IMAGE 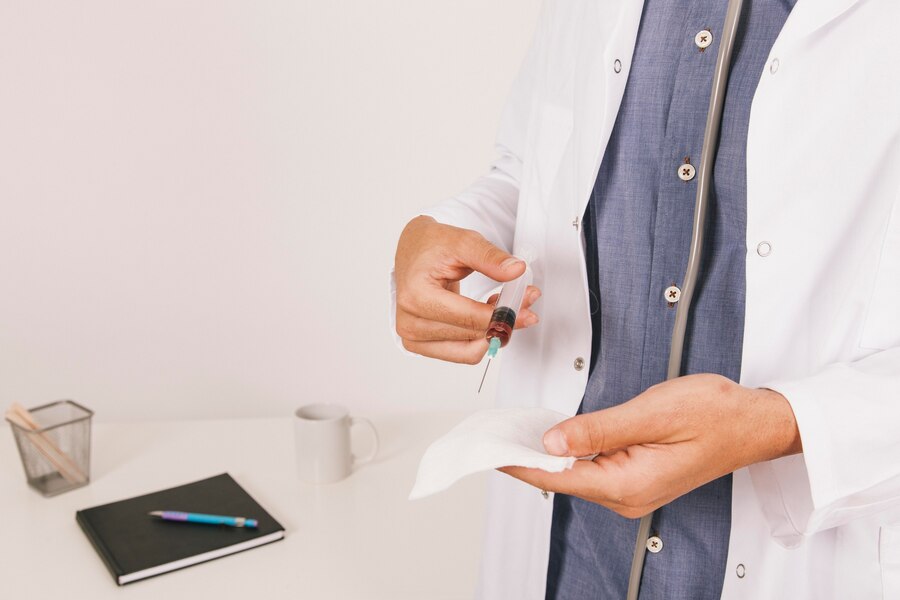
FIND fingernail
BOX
[523,313,539,327]
[543,429,568,456]
[501,257,524,270]
[530,289,542,302]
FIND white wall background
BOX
[0,1,542,421]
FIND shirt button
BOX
[694,29,713,49]
[574,357,585,371]
[770,58,780,74]
[736,563,746,578]
[614,59,622,73]
[664,285,681,303]
[678,162,696,182]
[756,241,773,257]
[646,536,663,553]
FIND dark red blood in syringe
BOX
[485,307,517,347]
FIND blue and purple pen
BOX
[149,511,258,528]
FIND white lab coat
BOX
[403,0,900,598]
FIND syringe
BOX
[478,260,533,393]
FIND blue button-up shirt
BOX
[547,1,796,598]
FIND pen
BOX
[149,511,258,528]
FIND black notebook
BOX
[76,473,285,585]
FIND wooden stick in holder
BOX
[5,403,88,485]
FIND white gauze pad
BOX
[409,408,576,500]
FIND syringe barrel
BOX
[496,262,532,313]
[485,262,533,347]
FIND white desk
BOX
[0,412,486,599]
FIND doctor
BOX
[393,1,900,599]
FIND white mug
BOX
[293,403,379,484]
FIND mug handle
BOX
[350,417,379,466]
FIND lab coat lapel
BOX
[778,0,865,45]
[572,1,645,221]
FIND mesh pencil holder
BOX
[6,400,94,497]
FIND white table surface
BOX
[0,411,486,599]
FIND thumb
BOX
[543,405,649,457]
[457,234,525,282]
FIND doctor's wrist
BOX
[744,387,803,464]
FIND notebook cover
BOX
[76,473,285,585]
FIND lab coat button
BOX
[770,58,780,74]
[614,59,622,73]
[756,241,772,257]
[695,30,713,49]
[736,563,746,578]
[678,163,696,182]
[574,357,585,371]
[646,536,663,553]
[665,286,681,303]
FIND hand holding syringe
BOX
[479,258,534,393]
[394,217,540,365]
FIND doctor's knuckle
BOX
[456,228,477,242]
[460,230,486,252]
[395,320,419,341]
[396,290,418,313]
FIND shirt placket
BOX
[639,3,728,393]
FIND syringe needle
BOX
[477,358,492,394]
[479,337,502,394]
